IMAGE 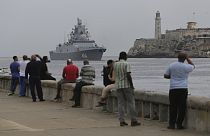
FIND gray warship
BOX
[49,18,106,60]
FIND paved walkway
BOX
[0,91,208,136]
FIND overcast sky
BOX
[1,0,210,57]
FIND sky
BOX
[1,0,210,57]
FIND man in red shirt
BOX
[54,59,79,101]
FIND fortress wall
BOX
[0,75,210,132]
[135,38,171,47]
[165,30,182,41]
[166,29,210,41]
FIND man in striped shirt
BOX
[71,60,95,108]
[114,51,140,127]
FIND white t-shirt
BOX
[19,60,29,77]
[165,62,194,89]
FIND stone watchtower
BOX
[155,11,161,39]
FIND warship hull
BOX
[49,48,105,61]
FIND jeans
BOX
[19,76,26,96]
[73,81,93,106]
[10,76,19,93]
[116,88,137,122]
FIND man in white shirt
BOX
[19,55,29,96]
[164,52,195,129]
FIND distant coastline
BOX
[127,54,210,58]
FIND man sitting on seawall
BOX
[54,59,79,101]
[36,55,56,81]
[70,60,95,108]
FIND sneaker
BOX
[7,92,14,96]
[33,99,36,102]
[40,99,45,102]
[120,122,128,126]
[131,121,141,127]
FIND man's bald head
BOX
[67,59,73,65]
[31,55,37,61]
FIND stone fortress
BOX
[128,11,210,58]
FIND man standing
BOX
[25,55,45,102]
[54,59,79,101]
[8,56,20,96]
[113,51,140,127]
[164,52,195,129]
[19,55,29,97]
[71,60,95,108]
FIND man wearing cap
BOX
[54,59,79,101]
[164,52,195,129]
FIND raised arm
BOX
[186,57,195,68]
[35,54,43,61]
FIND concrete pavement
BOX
[0,91,208,136]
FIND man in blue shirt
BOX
[8,56,20,96]
[164,52,195,129]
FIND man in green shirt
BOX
[113,51,140,127]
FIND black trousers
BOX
[169,89,188,126]
[41,74,56,81]
[73,81,93,106]
[29,77,43,101]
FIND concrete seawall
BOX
[0,75,209,132]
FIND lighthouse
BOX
[155,11,161,39]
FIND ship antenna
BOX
[192,12,196,21]
[64,31,66,43]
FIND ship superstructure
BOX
[49,18,106,60]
